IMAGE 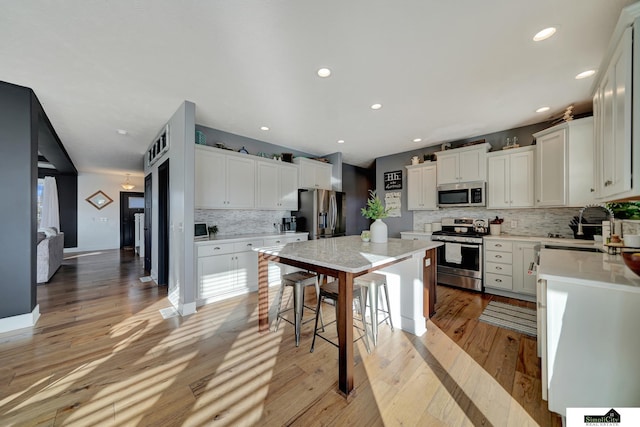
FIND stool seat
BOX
[310,280,371,354]
[274,271,321,347]
[354,272,393,346]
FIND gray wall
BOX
[374,121,562,237]
[0,82,38,318]
[342,163,374,236]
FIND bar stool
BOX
[354,272,393,346]
[274,271,321,347]
[310,279,371,354]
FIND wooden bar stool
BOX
[310,279,371,354]
[273,271,320,347]
[354,272,393,346]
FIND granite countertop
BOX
[195,231,308,245]
[256,235,442,273]
[538,248,640,292]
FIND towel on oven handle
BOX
[445,243,463,264]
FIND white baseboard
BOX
[0,304,40,334]
[179,301,197,316]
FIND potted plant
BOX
[207,225,219,239]
[361,190,390,243]
[489,216,503,236]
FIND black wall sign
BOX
[384,170,402,190]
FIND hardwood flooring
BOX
[0,250,561,426]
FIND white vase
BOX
[370,219,388,243]
[489,224,501,236]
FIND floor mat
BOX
[478,301,537,337]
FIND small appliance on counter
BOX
[282,216,297,232]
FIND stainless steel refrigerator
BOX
[294,189,346,239]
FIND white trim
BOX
[179,301,197,317]
[0,304,40,333]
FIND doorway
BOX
[120,191,145,250]
[157,159,170,286]
[144,175,152,273]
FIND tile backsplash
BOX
[414,208,640,238]
[195,209,291,236]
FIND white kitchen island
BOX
[537,248,640,418]
[256,236,442,397]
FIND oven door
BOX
[436,243,483,291]
[437,188,470,207]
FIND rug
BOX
[478,301,537,337]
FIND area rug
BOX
[478,301,537,337]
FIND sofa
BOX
[37,230,64,284]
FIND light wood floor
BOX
[0,250,561,426]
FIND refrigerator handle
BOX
[329,193,337,231]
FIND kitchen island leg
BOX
[336,270,354,396]
[258,252,270,332]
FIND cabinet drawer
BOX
[263,237,288,246]
[485,240,513,252]
[198,242,235,257]
[233,239,264,253]
[485,273,513,290]
[485,250,513,264]
[485,262,513,275]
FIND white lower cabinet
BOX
[484,238,538,301]
[196,234,308,305]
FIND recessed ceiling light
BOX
[413,138,422,143]
[533,27,556,41]
[536,106,551,113]
[116,129,128,135]
[370,103,382,110]
[260,126,270,131]
[317,68,331,78]
[575,69,596,79]
[337,139,345,144]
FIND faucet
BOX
[576,204,614,236]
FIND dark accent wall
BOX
[37,170,78,248]
[342,163,374,236]
[0,82,38,317]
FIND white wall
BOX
[72,172,144,252]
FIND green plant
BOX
[606,202,640,220]
[361,190,390,220]
[207,225,219,235]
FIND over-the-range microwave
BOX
[437,181,485,207]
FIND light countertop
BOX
[256,235,442,273]
[195,231,308,245]
[538,248,640,292]
[484,234,603,250]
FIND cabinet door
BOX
[226,156,256,208]
[487,155,510,208]
[436,153,459,184]
[568,118,596,206]
[315,163,332,190]
[512,242,538,296]
[459,149,485,182]
[599,27,632,199]
[198,255,235,299]
[195,149,226,208]
[279,165,299,210]
[235,251,259,292]
[536,129,566,206]
[509,150,535,208]
[406,167,423,210]
[255,161,280,209]
[298,161,316,189]
[420,166,437,209]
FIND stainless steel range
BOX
[430,217,489,292]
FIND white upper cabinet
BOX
[594,25,634,200]
[293,157,332,190]
[487,146,534,209]
[533,117,595,207]
[195,145,255,209]
[406,163,437,210]
[255,159,299,210]
[435,143,490,185]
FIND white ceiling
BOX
[1,0,635,174]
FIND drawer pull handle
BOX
[214,247,221,250]
[496,266,502,270]
[495,244,502,247]
[276,240,281,243]
[495,255,502,259]
[496,279,502,282]
[247,243,253,246]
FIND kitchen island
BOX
[537,248,640,418]
[256,236,442,396]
